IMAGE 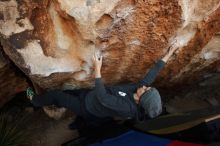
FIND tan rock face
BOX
[0,0,220,92]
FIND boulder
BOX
[0,0,220,93]
[0,45,28,107]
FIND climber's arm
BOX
[138,45,178,86]
[93,52,103,79]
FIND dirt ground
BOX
[27,110,78,146]
[0,96,79,146]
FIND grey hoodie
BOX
[85,60,165,119]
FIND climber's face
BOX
[136,86,148,97]
[134,86,151,104]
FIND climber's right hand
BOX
[93,52,103,78]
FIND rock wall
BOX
[0,45,28,107]
[0,0,220,94]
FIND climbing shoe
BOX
[26,87,35,100]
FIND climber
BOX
[27,45,178,128]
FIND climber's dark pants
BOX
[31,89,112,128]
[31,89,88,115]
